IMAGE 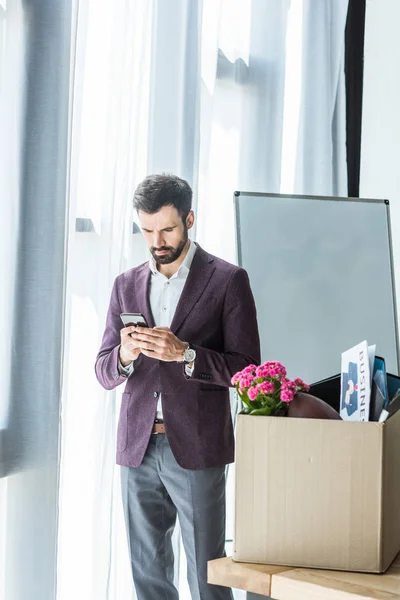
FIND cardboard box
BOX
[233,409,400,572]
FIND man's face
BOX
[138,205,194,265]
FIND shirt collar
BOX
[149,240,197,276]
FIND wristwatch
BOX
[182,342,196,364]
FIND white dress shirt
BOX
[119,240,197,419]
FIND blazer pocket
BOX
[199,385,228,392]
[117,392,130,453]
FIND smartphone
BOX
[120,313,149,328]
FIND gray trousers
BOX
[121,433,234,600]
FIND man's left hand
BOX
[136,326,187,362]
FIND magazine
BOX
[340,341,375,422]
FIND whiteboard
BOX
[234,192,400,382]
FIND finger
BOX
[140,348,163,360]
[138,340,161,352]
[121,331,139,344]
[121,326,138,335]
[121,332,141,346]
[137,327,168,339]
[136,333,166,348]
[153,326,170,332]
[124,332,141,342]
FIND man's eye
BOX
[164,228,174,232]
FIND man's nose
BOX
[153,231,163,248]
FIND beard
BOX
[150,225,188,265]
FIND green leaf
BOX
[249,407,272,416]
[238,391,252,409]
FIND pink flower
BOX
[280,388,295,403]
[247,386,259,401]
[257,381,275,395]
[231,372,241,385]
[294,377,310,391]
[243,364,257,374]
[255,361,287,379]
[255,365,270,378]
[238,375,254,392]
[272,362,287,378]
[284,380,297,391]
[232,364,260,387]
[235,359,308,413]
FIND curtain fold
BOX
[197,0,292,262]
[197,0,349,262]
[58,3,154,599]
[294,0,349,196]
[0,1,73,599]
[147,0,203,201]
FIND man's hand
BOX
[135,326,187,362]
[119,326,142,366]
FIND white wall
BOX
[360,0,400,339]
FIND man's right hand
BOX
[119,326,142,366]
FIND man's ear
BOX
[186,210,195,230]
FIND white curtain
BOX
[58,1,349,600]
[58,3,154,599]
[58,1,202,599]
[196,0,349,262]
[0,1,73,599]
[293,0,348,196]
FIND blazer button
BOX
[153,392,158,398]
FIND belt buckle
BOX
[153,419,164,435]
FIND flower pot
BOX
[287,392,341,420]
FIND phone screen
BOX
[120,313,149,328]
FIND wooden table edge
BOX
[208,555,400,599]
[207,556,292,596]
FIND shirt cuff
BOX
[118,358,134,377]
[185,361,194,377]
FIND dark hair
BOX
[133,174,192,221]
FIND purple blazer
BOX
[95,245,261,469]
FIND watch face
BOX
[184,348,196,363]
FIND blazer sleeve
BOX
[186,267,261,387]
[94,276,131,390]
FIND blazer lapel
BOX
[170,245,215,335]
[134,263,156,328]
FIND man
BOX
[95,174,260,600]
